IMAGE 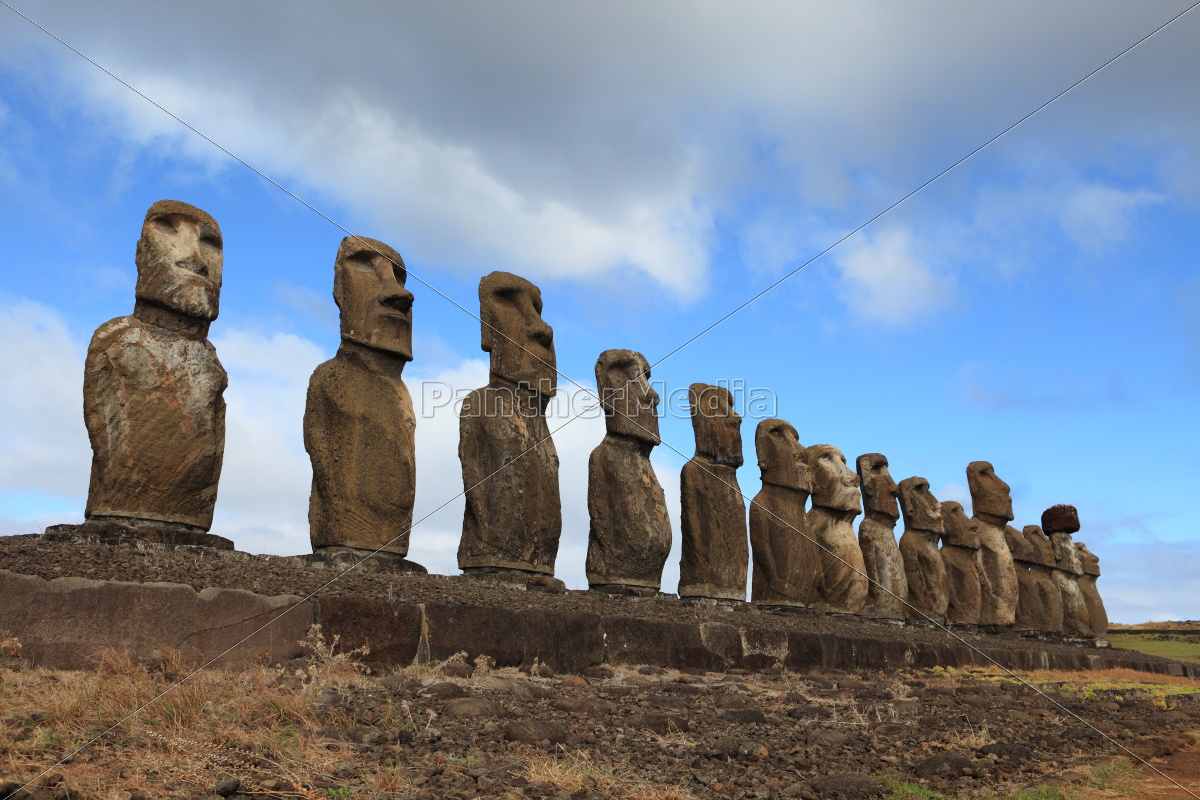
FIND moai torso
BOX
[940,501,984,626]
[586,350,671,593]
[806,445,867,614]
[1003,524,1044,633]
[459,272,561,576]
[679,383,747,601]
[83,200,227,538]
[749,419,818,607]
[898,477,949,624]
[1024,525,1064,634]
[968,461,1019,628]
[305,237,417,558]
[856,453,907,620]
[1075,541,1108,638]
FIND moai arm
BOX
[82,321,124,494]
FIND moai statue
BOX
[1003,524,1044,634]
[806,445,867,614]
[679,383,748,602]
[940,501,985,628]
[586,349,671,595]
[749,420,818,608]
[1074,541,1108,638]
[303,237,424,571]
[1042,504,1091,638]
[967,461,1019,631]
[458,272,561,582]
[898,477,949,624]
[73,200,230,549]
[1023,525,1064,635]
[856,454,908,621]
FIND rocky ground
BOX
[2,534,1200,799]
[2,654,1200,800]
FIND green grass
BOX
[1107,632,1200,664]
[877,775,948,799]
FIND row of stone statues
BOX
[69,201,1106,639]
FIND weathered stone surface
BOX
[1024,525,1064,635]
[1075,541,1108,637]
[423,603,604,673]
[315,594,424,664]
[939,501,984,627]
[749,420,817,607]
[1003,524,1043,633]
[305,237,418,557]
[83,200,227,541]
[679,383,747,601]
[458,272,561,576]
[898,477,948,624]
[0,570,308,669]
[1049,532,1091,637]
[856,453,907,621]
[967,461,1019,628]
[586,350,670,593]
[806,445,867,614]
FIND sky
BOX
[1,1,1198,623]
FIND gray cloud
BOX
[3,1,1198,306]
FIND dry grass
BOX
[0,625,418,798]
[520,749,696,800]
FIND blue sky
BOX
[1,2,1198,622]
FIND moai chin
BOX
[678,383,748,602]
[74,200,231,549]
[940,501,985,627]
[1003,524,1044,635]
[967,461,1019,630]
[1074,541,1108,638]
[1023,524,1064,635]
[806,444,867,614]
[856,454,908,621]
[303,236,424,571]
[749,420,818,607]
[1042,504,1092,638]
[458,272,562,582]
[586,349,671,595]
[898,477,949,625]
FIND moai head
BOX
[806,444,860,513]
[1075,542,1101,577]
[967,461,1014,523]
[333,236,414,361]
[595,349,659,445]
[899,477,943,534]
[856,453,900,523]
[479,271,556,396]
[1041,504,1080,534]
[1022,524,1056,568]
[1043,505,1083,574]
[755,419,808,492]
[1004,525,1036,563]
[940,501,980,548]
[688,383,742,467]
[134,200,223,321]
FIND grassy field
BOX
[1106,622,1200,665]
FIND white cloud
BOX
[834,227,952,325]
[1059,185,1163,253]
[0,297,89,498]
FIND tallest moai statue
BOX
[967,461,1019,631]
[78,200,230,548]
[458,272,562,581]
[304,236,424,571]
